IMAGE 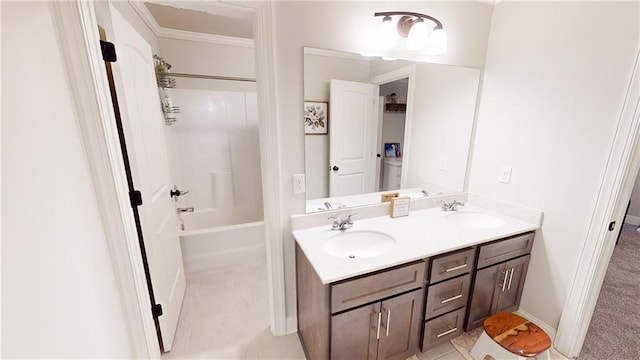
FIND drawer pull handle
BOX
[507,268,514,290]
[376,312,382,340]
[436,327,458,338]
[441,294,463,304]
[386,309,391,337]
[444,263,467,272]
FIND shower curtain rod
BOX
[157,72,256,83]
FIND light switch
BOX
[498,166,512,184]
[293,174,306,194]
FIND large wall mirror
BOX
[303,47,481,213]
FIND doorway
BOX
[378,78,408,191]
[86,3,286,354]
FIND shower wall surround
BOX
[164,88,263,224]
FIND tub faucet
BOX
[177,207,195,214]
[441,200,464,211]
[329,213,356,231]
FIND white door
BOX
[108,7,186,352]
[329,80,378,197]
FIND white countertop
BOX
[292,204,540,284]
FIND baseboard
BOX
[285,315,298,335]
[624,214,640,226]
[515,308,557,343]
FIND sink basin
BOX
[322,231,396,259]
[446,211,506,229]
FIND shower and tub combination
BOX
[157,60,265,274]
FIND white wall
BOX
[272,0,494,326]
[1,2,133,357]
[468,2,639,330]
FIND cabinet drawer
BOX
[429,248,475,283]
[331,261,425,314]
[422,307,465,351]
[425,274,471,320]
[477,232,534,269]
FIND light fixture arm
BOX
[374,11,443,30]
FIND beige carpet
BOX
[579,223,640,360]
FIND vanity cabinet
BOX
[466,232,534,330]
[422,248,475,351]
[296,244,425,360]
[296,228,537,359]
[331,289,423,360]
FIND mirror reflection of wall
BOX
[303,47,481,213]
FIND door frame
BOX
[369,65,416,190]
[555,50,640,357]
[51,1,285,357]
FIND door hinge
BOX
[100,40,117,62]
[129,190,143,207]
[152,303,163,318]
[608,221,616,231]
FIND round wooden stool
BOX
[470,312,552,360]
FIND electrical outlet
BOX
[439,158,448,171]
[293,174,306,194]
[498,166,512,184]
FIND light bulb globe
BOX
[406,20,428,51]
[378,17,397,50]
[426,28,447,55]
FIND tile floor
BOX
[163,260,305,359]
[163,260,567,360]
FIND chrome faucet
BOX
[422,190,443,197]
[177,207,195,213]
[329,213,356,231]
[441,200,464,211]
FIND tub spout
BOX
[177,207,195,213]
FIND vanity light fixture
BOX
[374,11,448,55]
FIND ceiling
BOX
[144,2,253,38]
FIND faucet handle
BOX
[346,213,357,223]
[328,216,341,230]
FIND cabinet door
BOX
[466,263,504,330]
[331,302,380,360]
[495,255,530,313]
[377,290,423,360]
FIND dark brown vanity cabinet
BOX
[296,244,425,360]
[421,248,475,351]
[466,232,534,330]
[331,289,423,360]
[296,230,536,359]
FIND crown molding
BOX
[157,27,253,48]
[129,1,161,34]
[304,47,372,61]
[128,1,253,48]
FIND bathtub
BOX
[179,209,265,274]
